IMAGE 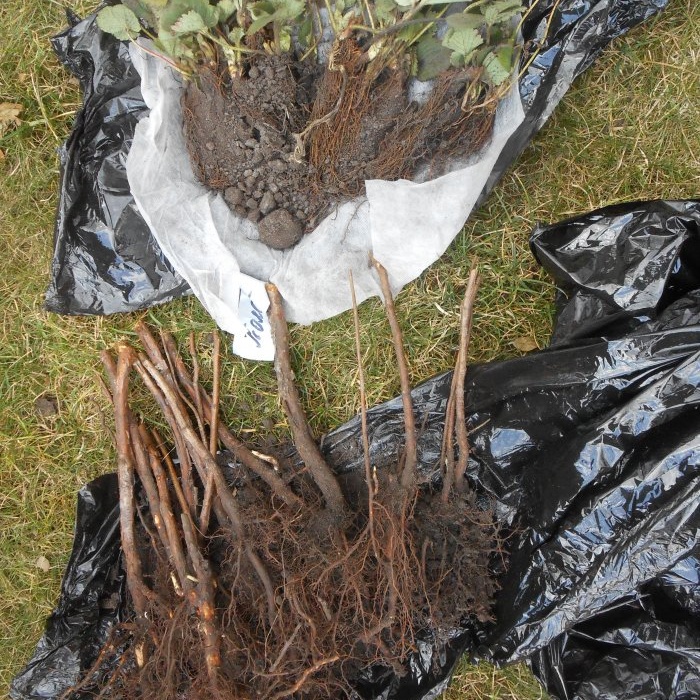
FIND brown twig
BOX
[454,269,480,493]
[136,324,198,517]
[136,354,278,624]
[372,258,417,490]
[440,268,480,501]
[189,332,208,445]
[349,272,376,544]
[140,425,190,593]
[128,422,169,557]
[201,332,221,534]
[266,283,349,523]
[113,345,149,618]
[138,323,207,446]
[181,514,222,681]
[161,330,302,509]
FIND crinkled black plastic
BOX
[11,475,123,700]
[46,8,189,315]
[47,0,667,315]
[15,200,700,699]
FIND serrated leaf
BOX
[482,46,513,85]
[123,0,157,25]
[420,0,474,5]
[446,12,483,31]
[97,5,141,41]
[142,0,169,7]
[443,26,483,59]
[247,9,274,34]
[218,0,237,17]
[482,0,522,27]
[248,0,304,35]
[397,21,423,44]
[297,15,313,47]
[155,28,181,55]
[249,0,275,16]
[171,9,206,34]
[415,35,451,81]
[279,27,292,51]
[228,26,245,43]
[373,0,396,23]
[273,0,304,22]
[394,0,414,8]
[159,0,219,32]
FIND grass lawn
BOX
[1,0,698,697]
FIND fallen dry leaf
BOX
[0,102,23,137]
[35,556,51,573]
[511,336,539,353]
[0,149,5,160]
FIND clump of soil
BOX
[77,268,500,699]
[182,43,496,248]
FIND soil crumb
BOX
[182,50,496,248]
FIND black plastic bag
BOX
[46,8,189,315]
[46,0,668,316]
[15,199,700,699]
[10,475,123,700]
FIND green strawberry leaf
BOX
[374,0,396,23]
[171,10,207,34]
[227,26,245,44]
[442,26,483,60]
[445,12,483,31]
[218,0,237,17]
[482,45,513,85]
[482,0,522,27]
[97,5,141,41]
[415,34,452,81]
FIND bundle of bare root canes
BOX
[74,262,501,700]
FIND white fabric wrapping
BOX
[126,43,525,356]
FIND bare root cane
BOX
[266,283,349,524]
[372,258,418,490]
[442,268,480,502]
[87,271,497,700]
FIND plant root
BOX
[77,279,500,699]
[182,40,498,238]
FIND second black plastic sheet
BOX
[47,0,668,316]
[13,199,700,700]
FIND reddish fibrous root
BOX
[87,273,496,700]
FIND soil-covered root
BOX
[182,42,498,243]
[73,275,500,699]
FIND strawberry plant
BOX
[97,0,525,248]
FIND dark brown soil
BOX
[182,47,496,248]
